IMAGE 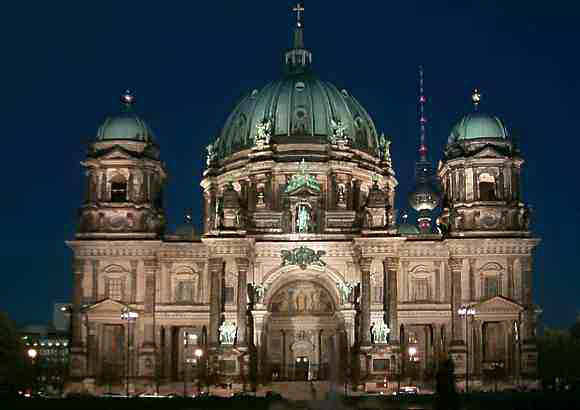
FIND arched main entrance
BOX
[263,280,344,381]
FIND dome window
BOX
[478,172,497,201]
[110,174,127,202]
[295,81,306,91]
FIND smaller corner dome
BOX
[448,112,508,145]
[95,90,154,143]
[96,114,154,142]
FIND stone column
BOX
[433,324,441,361]
[251,310,269,374]
[72,258,84,347]
[507,257,515,299]
[338,309,357,348]
[359,257,373,346]
[130,260,138,303]
[86,322,97,377]
[91,259,99,302]
[449,258,464,343]
[384,257,399,343]
[139,260,157,378]
[449,258,466,376]
[164,326,173,379]
[208,258,224,345]
[235,258,249,347]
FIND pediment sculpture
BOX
[284,159,321,194]
[281,246,326,269]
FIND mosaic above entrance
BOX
[270,281,333,315]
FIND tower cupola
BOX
[77,90,167,238]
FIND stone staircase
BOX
[268,381,331,400]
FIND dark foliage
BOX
[0,311,32,395]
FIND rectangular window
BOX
[413,279,429,301]
[224,286,234,303]
[373,359,389,371]
[219,359,237,373]
[484,277,499,298]
[177,281,194,303]
[108,278,123,301]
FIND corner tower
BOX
[76,91,167,239]
[437,90,530,236]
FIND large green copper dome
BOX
[96,91,154,143]
[211,18,380,161]
[447,112,508,145]
[213,71,379,160]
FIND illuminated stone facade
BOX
[66,11,540,394]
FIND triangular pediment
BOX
[285,184,322,197]
[474,296,523,314]
[100,146,135,160]
[84,298,128,315]
[471,146,505,159]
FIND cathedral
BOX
[67,5,540,394]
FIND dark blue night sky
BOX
[1,1,577,328]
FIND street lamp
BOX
[408,347,418,387]
[27,348,38,361]
[27,348,38,394]
[195,348,203,395]
[458,305,475,393]
[121,307,139,397]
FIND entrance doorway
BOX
[295,356,309,380]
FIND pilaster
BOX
[384,257,399,343]
[208,258,224,345]
[235,257,249,347]
[359,257,373,346]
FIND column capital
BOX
[359,257,373,273]
[449,258,463,273]
[384,257,399,271]
[208,258,224,273]
[235,257,250,272]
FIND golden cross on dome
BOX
[293,3,305,27]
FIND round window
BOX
[295,81,306,91]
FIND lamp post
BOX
[27,348,38,395]
[458,305,475,393]
[408,347,418,387]
[121,307,139,397]
[195,349,203,395]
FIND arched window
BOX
[110,174,127,202]
[479,262,504,299]
[478,173,496,201]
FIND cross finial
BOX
[472,88,481,111]
[299,158,307,174]
[293,3,305,27]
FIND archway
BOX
[263,279,343,381]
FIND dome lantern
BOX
[284,3,312,73]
